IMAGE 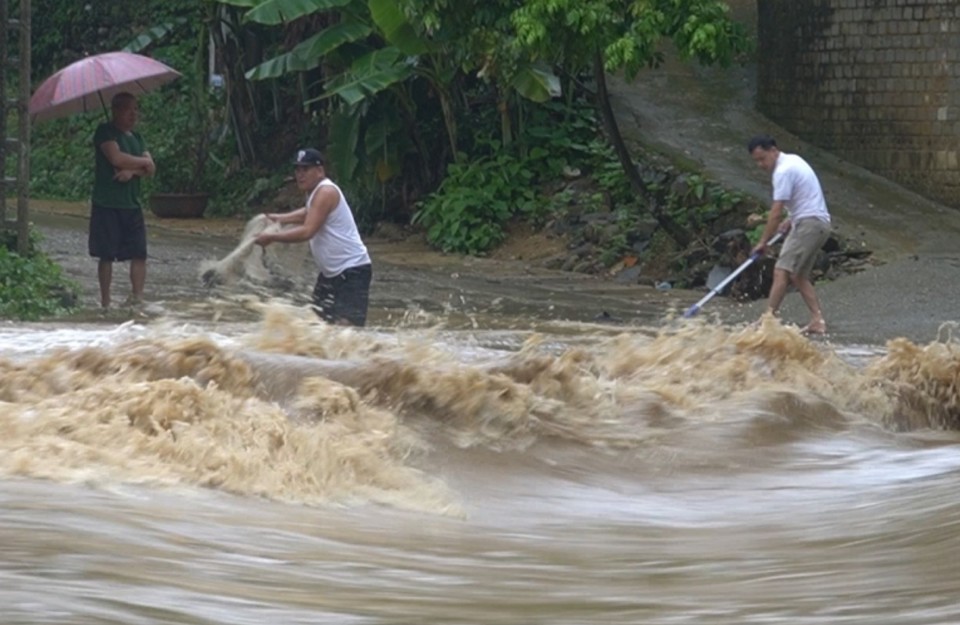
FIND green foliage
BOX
[598,215,631,267]
[414,96,626,254]
[413,152,538,254]
[0,230,79,320]
[29,115,100,201]
[245,19,372,80]
[129,16,226,196]
[31,0,206,82]
[510,0,752,76]
[663,172,750,231]
[746,221,767,245]
[28,0,754,249]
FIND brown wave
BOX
[1,306,957,513]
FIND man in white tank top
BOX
[254,148,373,326]
[748,136,832,335]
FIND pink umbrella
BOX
[29,51,181,123]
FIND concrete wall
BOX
[757,0,960,208]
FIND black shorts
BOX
[312,263,372,326]
[88,204,147,262]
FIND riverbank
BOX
[26,192,960,347]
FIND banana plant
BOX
[226,0,562,154]
[215,0,415,192]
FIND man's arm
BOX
[265,207,308,225]
[100,140,154,172]
[256,187,338,246]
[140,151,156,177]
[753,200,786,253]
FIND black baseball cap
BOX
[292,148,324,166]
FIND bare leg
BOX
[130,258,146,302]
[98,260,113,308]
[765,268,791,316]
[791,274,826,333]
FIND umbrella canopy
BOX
[29,51,181,123]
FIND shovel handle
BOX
[682,231,784,318]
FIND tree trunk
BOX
[498,91,513,148]
[394,87,435,190]
[592,49,690,248]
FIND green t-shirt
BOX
[91,122,146,209]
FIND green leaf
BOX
[243,0,355,25]
[246,19,372,80]
[510,65,561,103]
[326,105,362,180]
[215,0,260,7]
[302,19,372,57]
[367,0,429,55]
[246,50,319,80]
[317,48,411,105]
[123,19,188,53]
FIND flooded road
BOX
[1,213,959,624]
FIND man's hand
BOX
[113,169,136,182]
[254,232,274,247]
[142,151,156,177]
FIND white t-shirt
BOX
[772,153,831,223]
[307,178,371,277]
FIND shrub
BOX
[0,230,79,320]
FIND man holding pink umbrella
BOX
[89,92,155,309]
[29,51,181,309]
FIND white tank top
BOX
[306,178,371,277]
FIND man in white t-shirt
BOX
[255,148,373,326]
[748,136,832,335]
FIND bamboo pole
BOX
[0,0,8,228]
[16,0,29,255]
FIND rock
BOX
[567,243,593,257]
[746,213,766,227]
[613,265,644,284]
[822,234,842,253]
[631,239,651,255]
[630,219,659,240]
[594,311,624,324]
[599,224,622,246]
[581,211,617,225]
[561,256,580,272]
[542,254,567,270]
[718,228,745,241]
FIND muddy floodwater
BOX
[1,211,958,624]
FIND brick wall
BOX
[757,0,960,208]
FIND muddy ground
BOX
[27,200,681,331]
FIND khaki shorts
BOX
[775,218,831,277]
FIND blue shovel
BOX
[682,232,784,318]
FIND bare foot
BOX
[800,319,827,335]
